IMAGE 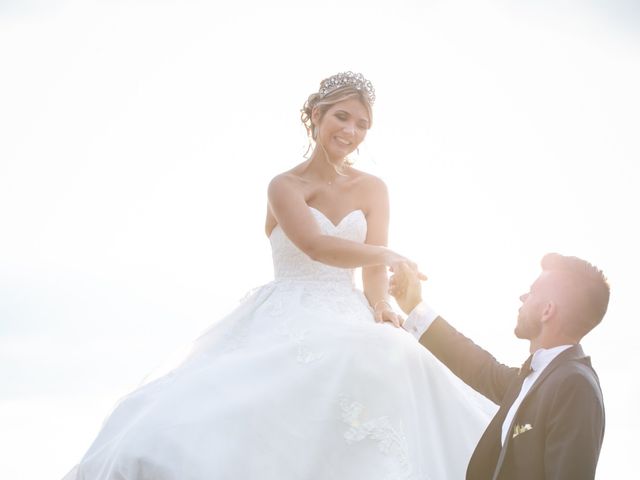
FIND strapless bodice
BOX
[269,207,367,285]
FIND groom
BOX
[389,253,608,479]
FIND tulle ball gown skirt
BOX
[65,208,496,479]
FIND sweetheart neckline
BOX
[307,206,365,228]
[268,206,365,239]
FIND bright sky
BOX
[1,1,639,478]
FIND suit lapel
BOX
[520,345,586,403]
[490,345,586,480]
[468,371,523,480]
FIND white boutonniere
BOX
[512,423,533,438]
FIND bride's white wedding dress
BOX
[66,207,496,480]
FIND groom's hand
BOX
[389,262,424,315]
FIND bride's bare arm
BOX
[361,177,402,326]
[268,174,404,269]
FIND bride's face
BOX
[313,98,370,161]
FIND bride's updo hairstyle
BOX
[301,71,376,144]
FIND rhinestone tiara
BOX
[318,71,376,105]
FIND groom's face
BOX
[514,273,547,340]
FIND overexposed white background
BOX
[1,1,638,478]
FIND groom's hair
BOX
[541,253,610,338]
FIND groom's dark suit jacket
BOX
[421,318,605,480]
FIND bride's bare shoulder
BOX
[268,164,314,209]
[350,168,388,194]
[269,163,309,189]
[268,173,303,199]
[265,165,311,235]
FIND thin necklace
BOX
[317,143,347,186]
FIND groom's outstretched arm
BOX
[417,316,515,404]
[390,263,515,404]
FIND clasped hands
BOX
[375,262,426,328]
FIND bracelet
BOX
[374,300,393,312]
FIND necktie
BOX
[518,354,533,377]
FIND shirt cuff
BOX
[402,302,438,340]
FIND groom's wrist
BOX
[402,302,439,340]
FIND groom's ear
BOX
[541,301,556,323]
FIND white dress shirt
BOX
[402,302,574,445]
[500,344,572,445]
[401,301,439,339]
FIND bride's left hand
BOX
[374,303,403,328]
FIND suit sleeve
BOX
[544,369,605,479]
[420,317,517,404]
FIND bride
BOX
[65,72,496,480]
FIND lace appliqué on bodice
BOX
[269,207,367,285]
